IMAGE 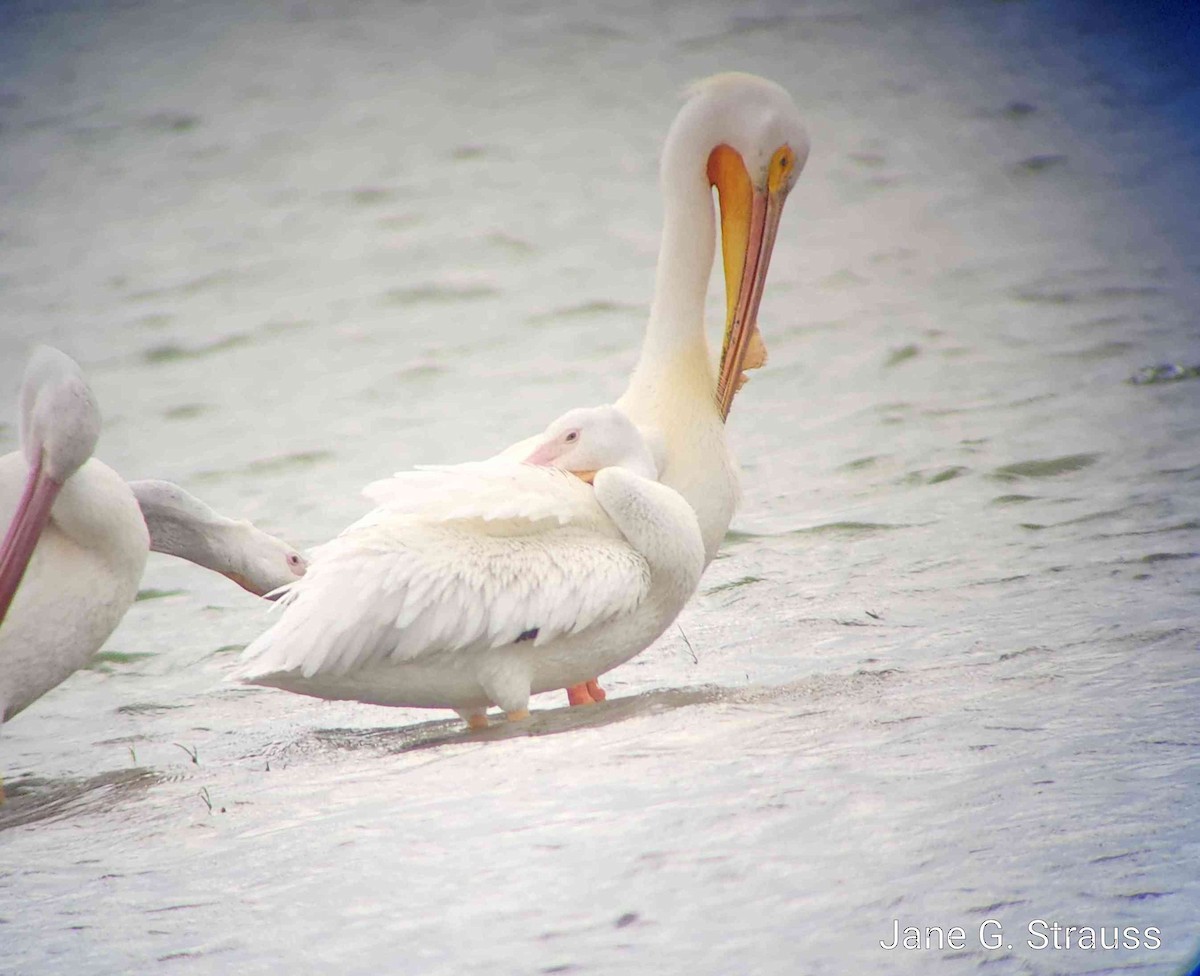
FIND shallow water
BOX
[1,1,1199,973]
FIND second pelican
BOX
[235,406,705,727]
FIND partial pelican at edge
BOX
[0,347,307,799]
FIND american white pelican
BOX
[235,406,705,728]
[0,348,307,796]
[0,348,148,736]
[507,73,809,704]
[619,72,808,552]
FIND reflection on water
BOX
[0,768,161,832]
[1,0,1199,974]
[261,678,872,765]
[273,686,735,763]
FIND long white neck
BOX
[130,480,242,577]
[624,157,717,410]
[617,121,737,564]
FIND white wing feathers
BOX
[237,463,650,681]
[359,461,600,528]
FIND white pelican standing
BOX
[619,73,808,540]
[510,73,809,704]
[235,406,705,727]
[0,347,307,797]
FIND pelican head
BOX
[0,347,101,623]
[224,527,308,599]
[129,480,308,598]
[17,346,101,482]
[664,72,810,417]
[522,405,658,483]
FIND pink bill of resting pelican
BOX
[502,73,809,704]
[0,347,307,799]
[234,405,705,728]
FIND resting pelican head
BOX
[0,347,102,624]
[664,72,810,417]
[17,346,101,483]
[522,406,658,483]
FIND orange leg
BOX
[566,682,593,705]
[566,678,607,706]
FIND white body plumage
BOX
[0,455,148,723]
[236,410,705,720]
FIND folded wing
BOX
[236,464,650,681]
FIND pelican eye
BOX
[768,145,795,192]
[564,430,579,443]
[287,553,303,568]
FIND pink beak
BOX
[521,440,561,467]
[0,456,62,626]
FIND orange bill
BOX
[709,143,796,420]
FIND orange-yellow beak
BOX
[709,143,795,420]
[521,438,597,484]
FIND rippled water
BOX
[2,1,1198,973]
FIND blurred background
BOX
[1,1,1198,973]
